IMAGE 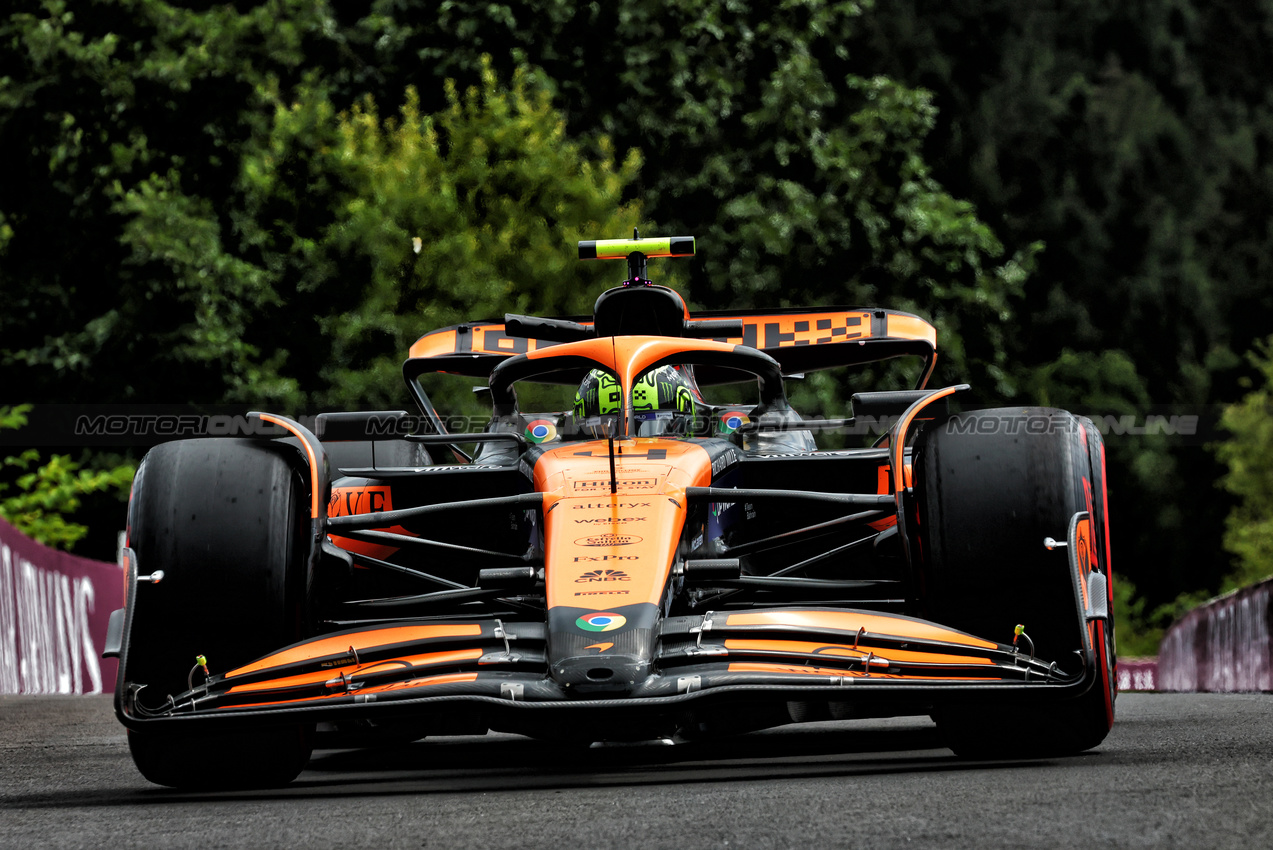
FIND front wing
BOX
[116,605,1100,731]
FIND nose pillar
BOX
[546,604,660,693]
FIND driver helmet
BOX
[573,369,623,437]
[632,364,704,435]
[574,365,706,437]
[574,369,622,418]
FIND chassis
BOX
[107,236,1116,788]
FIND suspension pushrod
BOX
[722,510,887,558]
[698,535,887,608]
[771,534,880,577]
[337,528,535,562]
[686,487,893,508]
[344,585,509,609]
[707,576,901,592]
[326,492,543,530]
[346,551,468,590]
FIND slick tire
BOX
[123,438,315,788]
[127,724,314,790]
[913,408,1116,758]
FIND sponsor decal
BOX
[574,590,631,597]
[710,450,739,475]
[710,500,739,518]
[572,478,659,493]
[576,612,627,632]
[584,642,614,653]
[572,502,651,510]
[718,411,750,435]
[575,569,631,583]
[0,535,112,695]
[329,485,392,517]
[319,655,358,668]
[573,555,639,562]
[524,418,558,444]
[575,534,642,547]
[573,516,643,524]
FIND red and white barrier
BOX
[1158,579,1273,693]
[1117,657,1158,691]
[0,518,123,694]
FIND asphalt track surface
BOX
[1,693,1270,849]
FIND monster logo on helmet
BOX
[632,366,697,416]
[574,370,623,419]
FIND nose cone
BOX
[547,604,660,693]
[533,438,711,694]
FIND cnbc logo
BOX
[575,569,632,583]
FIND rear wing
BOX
[408,307,937,386]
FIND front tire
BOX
[914,408,1116,757]
[123,438,315,788]
[128,724,314,790]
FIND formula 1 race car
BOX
[106,235,1116,788]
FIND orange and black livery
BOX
[107,234,1116,788]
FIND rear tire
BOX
[913,408,1116,757]
[123,438,315,788]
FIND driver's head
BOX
[573,369,622,437]
[631,364,704,436]
[573,365,705,437]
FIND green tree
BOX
[850,0,1273,616]
[0,406,134,550]
[1216,337,1273,590]
[6,0,1020,405]
[330,0,1033,396]
[0,0,340,403]
[233,60,646,409]
[2,2,649,409]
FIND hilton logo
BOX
[572,478,659,493]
